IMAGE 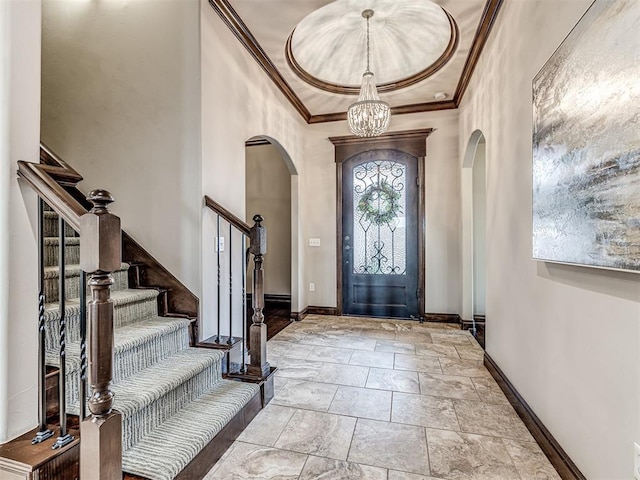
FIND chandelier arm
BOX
[366,15,370,73]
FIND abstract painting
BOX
[533,0,640,272]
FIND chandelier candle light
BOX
[347,9,391,137]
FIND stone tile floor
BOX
[205,315,560,480]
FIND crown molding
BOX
[209,0,504,124]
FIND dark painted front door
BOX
[342,149,419,318]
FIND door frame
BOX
[330,129,432,317]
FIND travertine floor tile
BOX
[415,343,460,358]
[348,419,430,475]
[394,353,442,373]
[328,385,392,421]
[391,392,459,431]
[315,362,369,387]
[375,340,416,354]
[455,345,484,361]
[338,335,378,351]
[388,471,444,480]
[366,367,420,393]
[503,439,561,480]
[454,399,534,441]
[299,456,387,480]
[306,345,354,364]
[418,372,480,400]
[237,404,296,447]
[431,332,474,345]
[349,349,395,368]
[275,409,356,460]
[267,340,310,359]
[471,376,510,405]
[273,357,323,380]
[394,331,433,343]
[439,357,491,377]
[272,379,338,411]
[427,429,520,480]
[204,442,307,479]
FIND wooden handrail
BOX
[204,195,251,236]
[17,160,86,232]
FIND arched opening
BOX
[245,135,299,338]
[461,130,486,348]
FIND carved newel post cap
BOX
[87,189,115,213]
[250,214,266,256]
[80,189,121,273]
[253,214,263,225]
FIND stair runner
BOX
[42,208,259,480]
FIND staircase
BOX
[42,205,261,479]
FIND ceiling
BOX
[210,0,503,124]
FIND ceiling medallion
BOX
[286,0,459,95]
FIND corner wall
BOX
[200,0,307,336]
[303,110,461,313]
[459,1,640,477]
[41,0,202,294]
[0,0,41,443]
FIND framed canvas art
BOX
[532,0,640,272]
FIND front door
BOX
[342,149,419,318]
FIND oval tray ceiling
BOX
[286,0,459,95]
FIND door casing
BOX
[330,129,432,318]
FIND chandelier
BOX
[347,9,391,137]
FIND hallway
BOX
[206,316,559,479]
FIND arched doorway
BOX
[245,136,299,337]
[461,130,486,347]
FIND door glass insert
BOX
[352,160,406,275]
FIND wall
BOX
[459,1,640,477]
[472,140,486,315]
[41,0,202,293]
[303,110,460,313]
[246,144,292,296]
[200,0,307,337]
[0,0,41,443]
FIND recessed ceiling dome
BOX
[286,0,458,95]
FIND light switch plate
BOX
[309,282,315,292]
[309,238,321,247]
[634,442,640,480]
[217,236,225,252]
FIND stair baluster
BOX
[216,214,221,343]
[79,190,122,480]
[241,235,247,373]
[79,269,88,421]
[52,216,74,450]
[32,198,54,445]
[228,222,233,347]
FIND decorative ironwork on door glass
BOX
[352,160,406,275]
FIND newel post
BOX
[79,190,122,480]
[248,215,270,378]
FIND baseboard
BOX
[306,306,339,316]
[473,314,486,323]
[290,307,307,321]
[423,312,461,324]
[246,293,291,305]
[484,353,586,480]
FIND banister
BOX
[204,195,251,236]
[17,160,85,232]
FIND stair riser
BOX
[43,212,78,237]
[45,297,159,350]
[44,241,80,268]
[44,269,129,304]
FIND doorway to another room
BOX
[245,137,296,339]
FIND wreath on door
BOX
[357,180,402,226]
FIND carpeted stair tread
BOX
[122,380,260,480]
[44,237,81,267]
[109,348,226,417]
[44,262,130,302]
[46,316,191,380]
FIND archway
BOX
[461,130,486,347]
[245,135,300,337]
